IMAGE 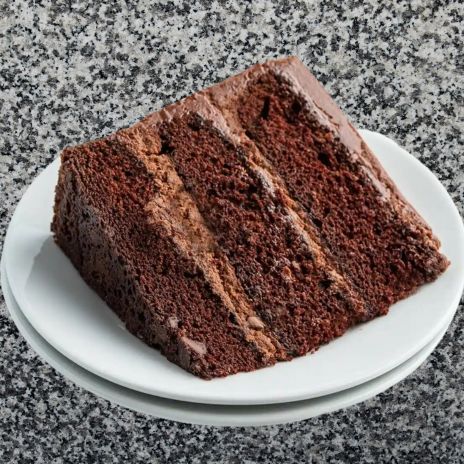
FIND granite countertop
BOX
[1,1,463,462]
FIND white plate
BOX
[1,264,452,427]
[3,130,464,405]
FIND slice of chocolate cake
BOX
[52,57,449,379]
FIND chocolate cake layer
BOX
[52,57,449,378]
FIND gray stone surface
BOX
[1,1,463,462]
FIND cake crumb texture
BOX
[51,57,449,379]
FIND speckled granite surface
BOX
[1,1,463,462]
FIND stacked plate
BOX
[2,130,463,427]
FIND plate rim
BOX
[3,129,464,405]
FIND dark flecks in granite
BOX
[1,1,463,463]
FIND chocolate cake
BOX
[52,57,449,379]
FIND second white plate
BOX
[1,263,451,427]
[3,130,464,405]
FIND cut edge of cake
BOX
[52,56,449,379]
